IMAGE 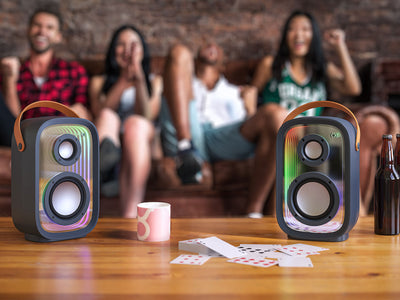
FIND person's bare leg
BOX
[240,103,288,214]
[70,103,93,121]
[163,44,203,184]
[163,44,194,140]
[359,114,388,215]
[95,108,121,146]
[120,116,154,218]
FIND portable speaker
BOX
[11,101,99,242]
[276,101,360,242]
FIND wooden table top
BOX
[0,216,399,299]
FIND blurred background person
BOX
[89,25,162,218]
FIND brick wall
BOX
[0,0,399,74]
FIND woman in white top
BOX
[89,25,162,218]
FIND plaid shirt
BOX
[3,57,89,119]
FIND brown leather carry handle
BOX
[14,101,79,152]
[283,100,360,151]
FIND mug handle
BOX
[283,100,360,152]
[14,100,79,152]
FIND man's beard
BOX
[29,39,52,55]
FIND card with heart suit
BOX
[276,244,329,257]
[228,257,278,268]
[170,254,211,265]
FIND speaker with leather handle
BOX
[276,101,360,242]
[11,101,99,242]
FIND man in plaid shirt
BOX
[0,7,91,125]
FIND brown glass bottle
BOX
[374,135,400,235]
[395,133,400,172]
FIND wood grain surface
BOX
[0,216,399,299]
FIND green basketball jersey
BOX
[261,63,326,116]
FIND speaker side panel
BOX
[11,118,43,235]
[342,119,360,232]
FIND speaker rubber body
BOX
[11,117,99,242]
[276,116,359,242]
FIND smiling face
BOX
[114,28,143,68]
[28,12,62,54]
[286,15,313,58]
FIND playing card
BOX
[170,254,211,265]
[197,237,245,259]
[264,251,292,259]
[179,238,222,256]
[278,256,313,268]
[238,244,281,257]
[289,243,329,252]
[228,257,278,268]
[276,244,321,256]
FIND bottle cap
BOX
[383,134,392,139]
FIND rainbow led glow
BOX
[281,124,345,233]
[38,124,93,233]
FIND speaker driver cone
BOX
[58,141,75,160]
[44,172,90,225]
[297,134,329,166]
[53,134,81,166]
[51,181,82,217]
[288,172,340,226]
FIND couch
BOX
[1,57,399,217]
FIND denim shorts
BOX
[160,99,255,162]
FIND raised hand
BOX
[1,56,20,82]
[324,29,346,50]
[124,42,145,84]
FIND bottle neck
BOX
[381,137,394,167]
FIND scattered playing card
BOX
[264,251,292,259]
[179,238,222,256]
[170,254,211,265]
[278,256,313,268]
[238,244,281,257]
[289,243,329,252]
[175,240,326,268]
[228,257,278,268]
[276,244,321,257]
[197,237,245,259]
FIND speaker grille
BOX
[38,124,94,232]
[281,124,346,233]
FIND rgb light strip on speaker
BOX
[38,124,94,232]
[282,124,345,233]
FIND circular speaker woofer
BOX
[297,134,329,167]
[287,172,340,226]
[44,172,90,225]
[53,134,81,166]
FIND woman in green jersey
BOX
[252,10,361,114]
[250,10,387,215]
